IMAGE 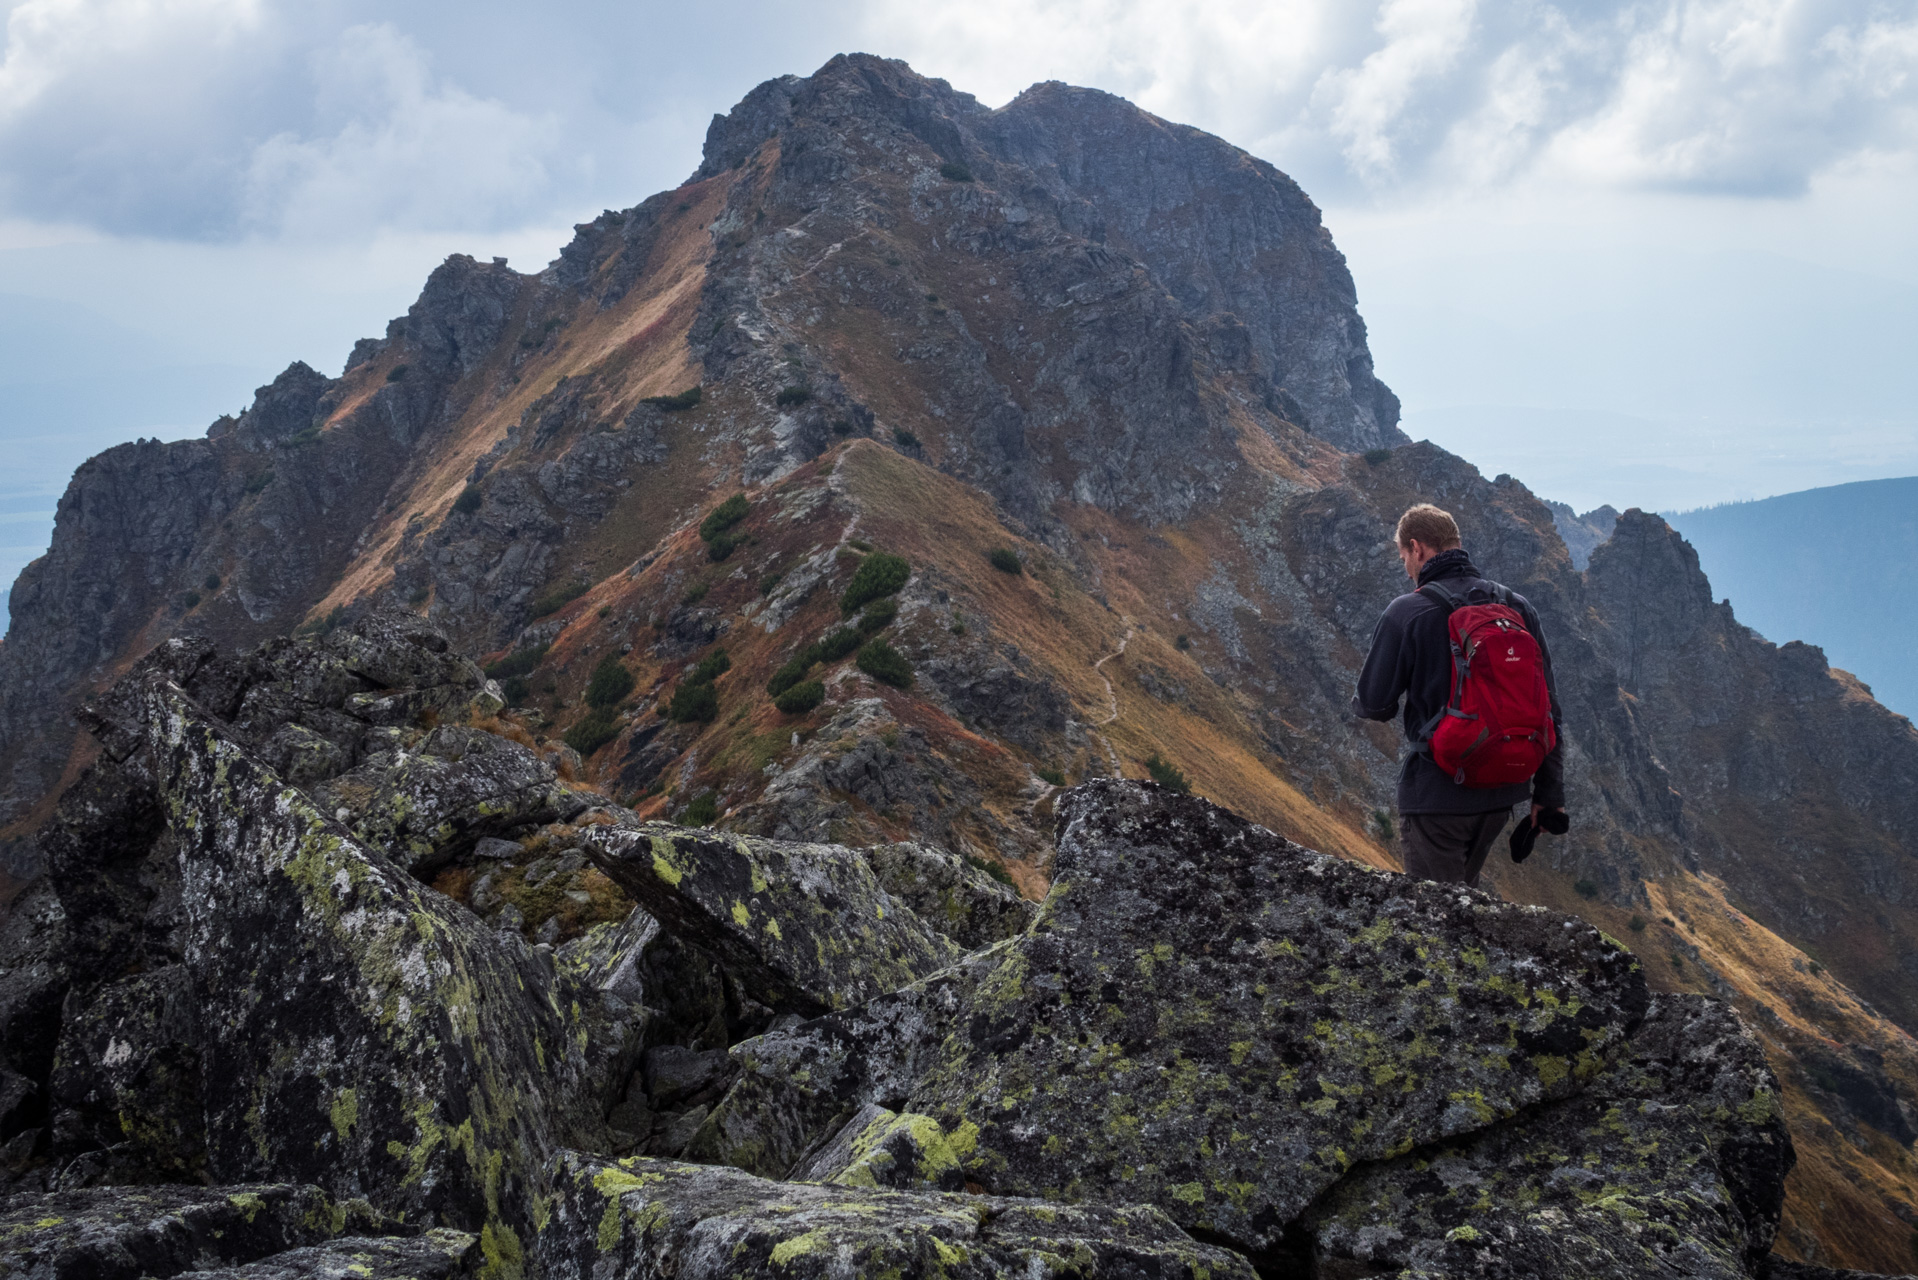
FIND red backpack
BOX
[1416,581,1557,788]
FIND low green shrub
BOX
[1628,914,1648,932]
[386,364,410,382]
[856,639,914,689]
[564,709,621,757]
[288,426,322,447]
[1363,447,1393,465]
[642,386,702,411]
[988,548,1022,575]
[767,643,826,697]
[585,657,636,709]
[1370,808,1396,842]
[819,626,864,662]
[1144,754,1190,793]
[689,649,731,685]
[453,485,483,515]
[243,470,274,495]
[528,582,588,619]
[699,493,750,542]
[484,644,550,680]
[1574,879,1599,899]
[1036,767,1065,787]
[841,551,910,614]
[501,676,530,705]
[408,586,430,606]
[759,570,784,596]
[182,591,201,609]
[682,791,719,826]
[940,161,975,182]
[682,581,709,605]
[203,573,221,591]
[775,385,812,407]
[893,428,919,447]
[773,680,826,715]
[965,853,1014,887]
[857,598,898,634]
[706,528,746,562]
[1175,634,1191,651]
[668,681,719,723]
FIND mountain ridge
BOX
[3,53,1918,1272]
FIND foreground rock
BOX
[123,674,628,1257]
[172,1231,478,1280]
[582,824,968,1014]
[0,1183,399,1280]
[696,780,1653,1257]
[536,1151,1256,1280]
[1306,994,1791,1278]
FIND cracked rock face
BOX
[582,823,966,1015]
[536,1152,1257,1280]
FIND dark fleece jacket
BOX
[1351,548,1566,816]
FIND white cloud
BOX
[241,24,562,239]
[859,0,1918,198]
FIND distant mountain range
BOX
[1666,477,1918,721]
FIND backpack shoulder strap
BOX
[1417,581,1465,614]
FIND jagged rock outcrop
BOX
[0,621,1805,1278]
[691,780,1665,1259]
[1587,511,1918,1027]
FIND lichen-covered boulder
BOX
[0,1183,396,1280]
[48,964,205,1181]
[698,780,1649,1257]
[861,841,1035,950]
[1305,994,1793,1279]
[172,1230,478,1280]
[135,676,617,1268]
[791,1102,970,1192]
[581,824,964,1015]
[535,1152,1257,1280]
[310,726,583,877]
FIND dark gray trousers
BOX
[1400,810,1512,888]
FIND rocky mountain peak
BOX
[3,54,1918,1274]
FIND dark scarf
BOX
[1416,547,1478,586]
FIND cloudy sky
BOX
[2,0,1915,607]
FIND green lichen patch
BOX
[1305,994,1792,1278]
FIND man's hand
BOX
[1530,804,1569,835]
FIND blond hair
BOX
[1395,503,1461,551]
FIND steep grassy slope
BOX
[3,53,1917,1271]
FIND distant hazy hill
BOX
[1667,476,1918,719]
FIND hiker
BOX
[1351,503,1567,887]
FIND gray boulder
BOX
[536,1151,1256,1280]
[128,675,619,1253]
[309,725,582,877]
[171,1230,478,1280]
[0,1183,396,1280]
[696,779,1651,1257]
[581,824,965,1015]
[861,840,1035,950]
